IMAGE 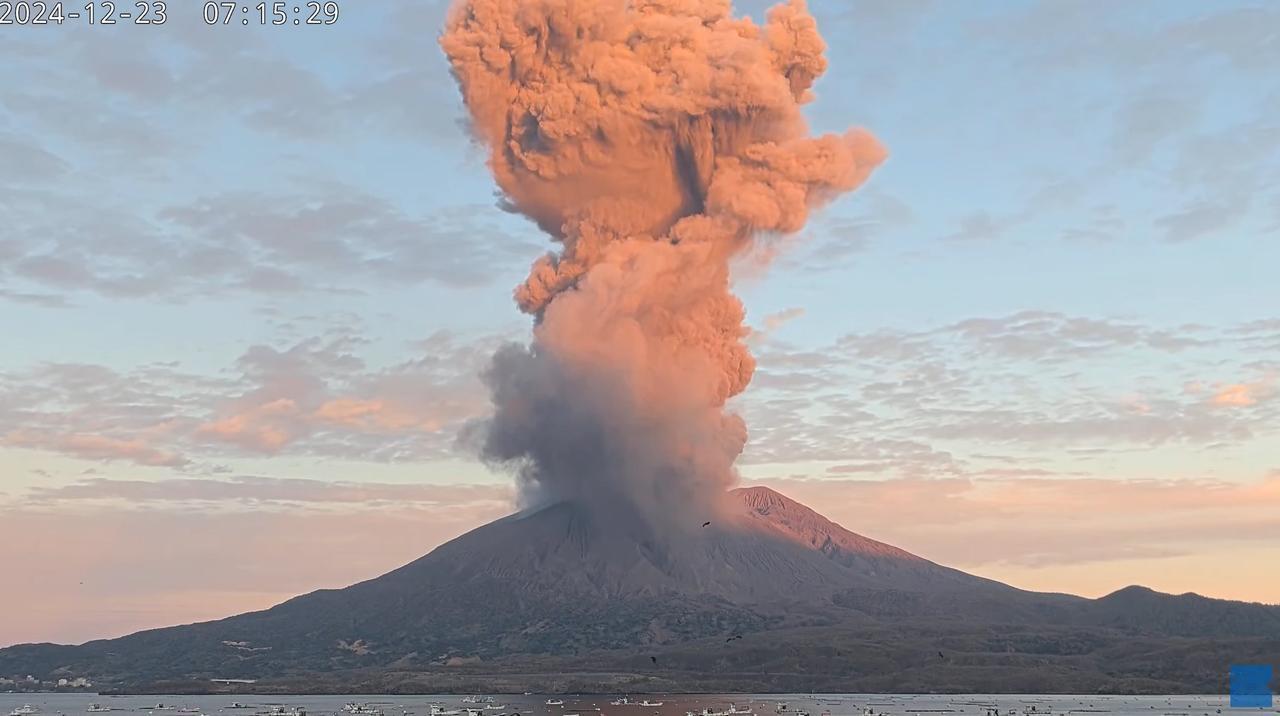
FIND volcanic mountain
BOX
[3,486,1278,693]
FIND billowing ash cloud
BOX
[442,0,884,532]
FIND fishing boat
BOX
[11,706,39,716]
[545,703,564,708]
[639,704,663,709]
[87,707,113,714]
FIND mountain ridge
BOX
[2,486,1277,693]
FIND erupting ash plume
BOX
[442,0,884,532]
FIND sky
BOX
[1,0,1278,647]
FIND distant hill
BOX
[3,486,1277,693]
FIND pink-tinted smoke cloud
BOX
[441,0,884,531]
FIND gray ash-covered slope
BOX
[3,486,1279,690]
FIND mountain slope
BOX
[2,486,1277,692]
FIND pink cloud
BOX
[3,430,188,467]
[1,332,496,467]
[195,398,301,452]
[312,398,441,431]
[195,394,457,454]
[1211,383,1257,406]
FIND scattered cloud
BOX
[23,475,512,510]
[3,432,188,468]
[0,184,539,303]
[739,312,1279,469]
[0,329,501,468]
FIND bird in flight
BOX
[702,521,711,527]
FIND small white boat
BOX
[639,704,664,709]
[611,700,632,708]
[178,709,202,714]
[88,707,113,714]
[484,707,505,711]
[343,707,380,716]
[146,707,176,713]
[227,707,252,712]
[545,703,564,708]
[12,706,39,716]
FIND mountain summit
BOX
[3,486,1277,693]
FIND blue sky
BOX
[1,0,1278,645]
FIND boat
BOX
[431,708,462,716]
[259,708,305,716]
[344,706,381,716]
[88,707,113,714]
[178,709,202,714]
[484,707,506,711]
[611,700,633,708]
[11,706,39,716]
[228,707,253,712]
[546,703,564,708]
[145,707,176,712]
[639,704,663,709]
[691,708,751,716]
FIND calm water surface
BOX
[0,694,1268,716]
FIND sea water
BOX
[0,693,1262,716]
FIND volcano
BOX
[3,486,1278,693]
